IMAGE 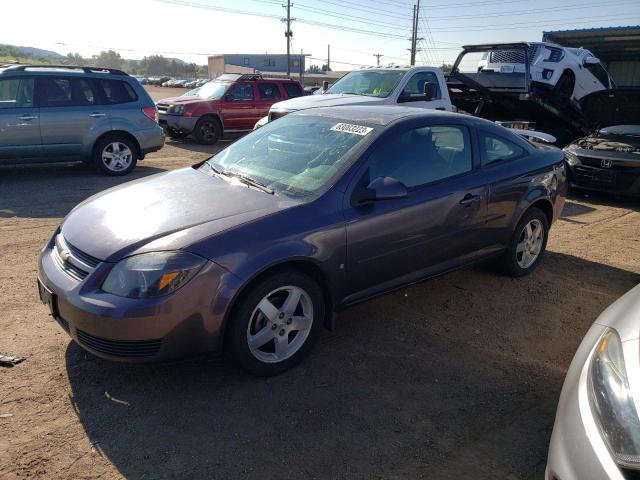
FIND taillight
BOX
[143,106,158,123]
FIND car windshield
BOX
[196,81,230,99]
[203,115,375,197]
[326,70,405,98]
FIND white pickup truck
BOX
[255,66,454,128]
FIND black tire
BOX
[226,270,325,376]
[499,207,549,277]
[93,135,138,176]
[193,116,221,145]
[554,72,574,107]
[167,129,188,139]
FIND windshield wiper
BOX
[220,170,274,194]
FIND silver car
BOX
[547,284,640,480]
[0,64,164,175]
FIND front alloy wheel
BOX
[227,270,324,376]
[516,219,544,269]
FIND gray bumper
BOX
[158,114,199,134]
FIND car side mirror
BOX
[353,176,408,206]
[423,81,437,101]
[583,56,600,66]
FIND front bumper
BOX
[566,162,640,197]
[546,323,634,480]
[37,234,239,362]
[158,113,199,135]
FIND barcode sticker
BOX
[330,123,373,136]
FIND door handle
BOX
[19,115,38,121]
[459,193,481,206]
[435,107,446,111]
[89,112,106,118]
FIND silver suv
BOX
[0,64,164,175]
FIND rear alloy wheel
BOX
[499,207,549,277]
[227,271,324,376]
[94,136,137,176]
[193,116,221,145]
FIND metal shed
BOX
[543,26,640,87]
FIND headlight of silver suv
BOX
[588,329,640,470]
[168,105,186,115]
[102,252,206,298]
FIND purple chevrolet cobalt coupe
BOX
[38,106,566,376]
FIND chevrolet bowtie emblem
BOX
[59,249,71,262]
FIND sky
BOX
[2,0,639,70]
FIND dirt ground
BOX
[0,86,639,479]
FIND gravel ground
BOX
[0,86,639,479]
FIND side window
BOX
[258,82,282,100]
[229,83,254,101]
[584,61,610,88]
[400,71,441,98]
[0,78,34,109]
[367,125,472,188]
[39,77,98,107]
[96,79,137,104]
[283,83,303,98]
[481,133,526,166]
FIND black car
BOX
[564,89,640,197]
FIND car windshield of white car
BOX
[326,71,405,98]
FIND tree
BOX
[65,52,84,65]
[93,50,124,70]
[439,63,453,75]
[306,64,321,73]
[321,63,331,72]
[141,55,170,76]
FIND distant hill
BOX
[11,45,65,59]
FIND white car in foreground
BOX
[477,42,614,103]
[547,284,640,480]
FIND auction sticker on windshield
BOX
[330,123,373,136]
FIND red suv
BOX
[157,74,304,144]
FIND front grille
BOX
[577,156,637,171]
[156,103,169,114]
[268,110,291,122]
[52,234,101,281]
[489,45,538,64]
[76,329,162,358]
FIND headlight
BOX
[588,329,640,470]
[168,105,186,115]
[563,148,581,166]
[102,252,206,298]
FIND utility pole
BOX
[283,0,293,76]
[409,0,422,66]
[373,53,382,66]
[327,44,330,71]
[300,49,304,84]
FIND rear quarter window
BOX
[283,82,303,98]
[96,79,138,104]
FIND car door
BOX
[0,76,41,161]
[396,71,448,110]
[479,130,539,247]
[343,122,488,299]
[255,81,284,119]
[37,76,109,159]
[220,82,257,131]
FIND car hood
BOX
[61,167,299,262]
[271,93,384,111]
[595,284,640,342]
[157,95,208,105]
[580,88,640,131]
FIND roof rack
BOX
[4,64,128,76]
[237,73,263,81]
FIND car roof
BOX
[0,64,130,78]
[292,105,482,127]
